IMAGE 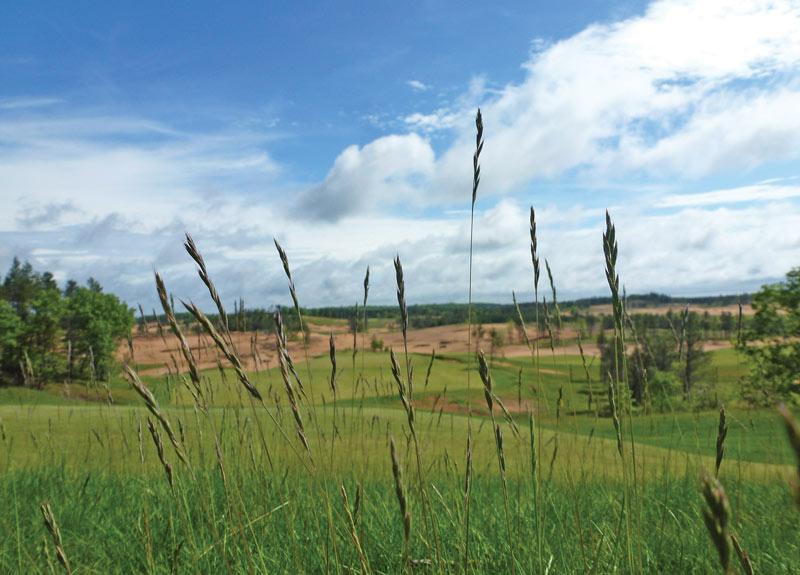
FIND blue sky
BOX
[2,0,800,311]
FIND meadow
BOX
[1,113,799,575]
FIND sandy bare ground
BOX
[586,303,753,316]
[123,316,736,377]
[123,321,573,376]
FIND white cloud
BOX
[461,0,800,196]
[0,115,281,231]
[407,80,429,91]
[292,133,435,221]
[658,182,800,207]
[297,0,800,217]
[0,97,61,110]
[404,109,463,132]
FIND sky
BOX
[2,0,800,312]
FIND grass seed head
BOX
[477,350,493,412]
[329,332,337,393]
[715,406,729,477]
[701,471,732,575]
[472,108,483,206]
[530,206,539,291]
[40,501,71,575]
[393,255,408,340]
[495,424,506,475]
[389,435,411,549]
[363,266,370,308]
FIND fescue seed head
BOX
[155,272,206,412]
[512,291,532,352]
[184,233,228,330]
[494,424,506,475]
[545,260,556,303]
[701,471,733,574]
[472,108,483,206]
[390,349,414,429]
[363,266,370,309]
[276,338,312,461]
[393,256,408,340]
[124,364,189,467]
[477,350,493,412]
[274,238,300,312]
[329,332,337,394]
[183,300,262,401]
[40,501,71,575]
[530,207,539,292]
[389,435,411,550]
[715,407,728,478]
[603,211,622,329]
[146,417,174,491]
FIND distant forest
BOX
[148,292,751,335]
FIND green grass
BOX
[0,345,797,573]
[2,467,798,574]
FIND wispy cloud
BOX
[16,201,82,229]
[407,80,429,91]
[0,97,62,110]
[657,182,800,208]
[0,114,281,230]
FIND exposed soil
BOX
[122,315,734,377]
[586,303,753,316]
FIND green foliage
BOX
[0,258,134,386]
[63,287,136,378]
[0,300,23,371]
[370,335,385,352]
[647,369,680,412]
[1,258,65,385]
[741,267,800,403]
[22,286,65,385]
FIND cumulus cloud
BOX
[291,133,435,221]
[297,0,800,215]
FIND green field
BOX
[1,339,799,574]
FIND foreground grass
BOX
[1,466,797,574]
[0,394,797,574]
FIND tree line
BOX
[0,258,135,387]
